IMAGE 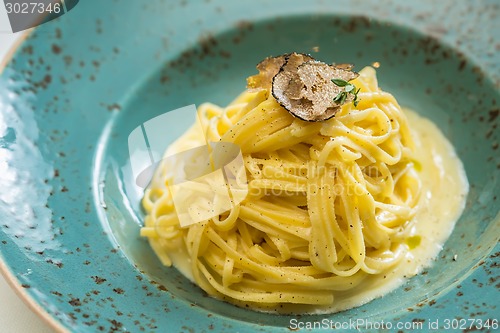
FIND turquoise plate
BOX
[0,0,498,332]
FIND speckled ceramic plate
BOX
[0,1,499,332]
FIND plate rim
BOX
[0,29,68,333]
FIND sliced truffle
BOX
[247,55,287,91]
[272,60,358,122]
[246,53,314,91]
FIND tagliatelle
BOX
[140,67,439,313]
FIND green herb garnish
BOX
[333,91,348,104]
[331,78,361,107]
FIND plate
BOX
[0,0,498,332]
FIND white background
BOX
[1,7,55,332]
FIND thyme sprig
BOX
[331,78,361,107]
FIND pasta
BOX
[140,66,427,312]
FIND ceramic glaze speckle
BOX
[0,0,498,332]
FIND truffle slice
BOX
[246,55,287,91]
[246,53,314,91]
[272,60,359,122]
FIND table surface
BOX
[0,13,56,332]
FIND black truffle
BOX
[272,59,358,122]
[246,53,314,91]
